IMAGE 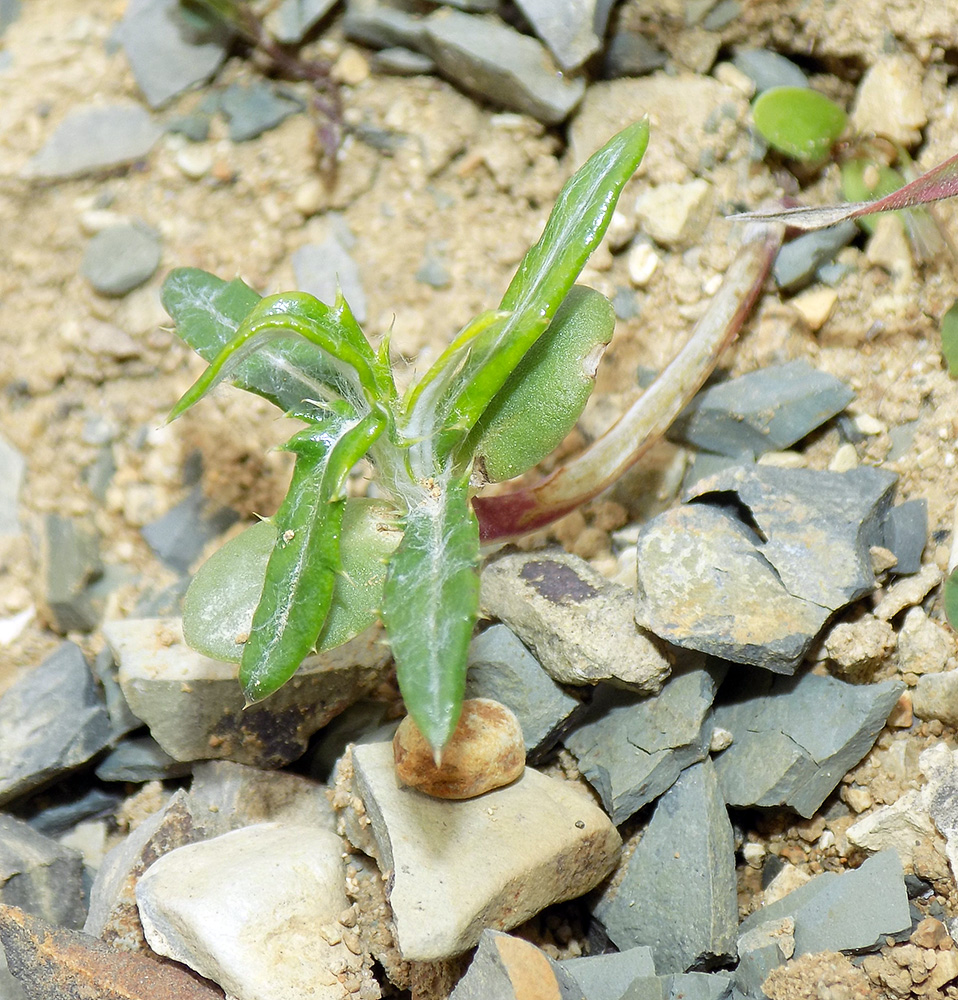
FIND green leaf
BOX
[382,474,480,754]
[182,500,402,663]
[841,159,905,234]
[404,119,650,472]
[941,302,958,377]
[241,407,387,703]
[945,566,958,632]
[752,87,847,161]
[468,285,615,482]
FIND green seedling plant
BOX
[165,120,786,758]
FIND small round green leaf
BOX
[940,302,958,378]
[752,87,847,162]
[840,159,904,234]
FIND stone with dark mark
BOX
[565,658,725,823]
[38,513,103,634]
[0,643,113,808]
[92,648,142,742]
[423,9,585,125]
[732,47,808,92]
[26,786,123,839]
[140,487,239,574]
[561,945,656,1000]
[592,759,737,974]
[292,237,367,324]
[0,814,86,929]
[118,0,230,108]
[449,930,585,999]
[466,624,581,763]
[773,221,858,292]
[620,972,736,1000]
[95,735,193,784]
[513,0,613,71]
[601,30,667,78]
[81,222,162,297]
[220,82,304,142]
[482,547,671,691]
[737,849,909,955]
[711,667,904,817]
[634,504,829,673]
[668,359,854,459]
[882,498,927,575]
[305,700,397,783]
[23,104,163,179]
[105,617,390,767]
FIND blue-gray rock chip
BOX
[732,48,808,92]
[141,487,239,574]
[668,359,854,458]
[634,503,830,673]
[620,971,737,1000]
[882,498,927,575]
[513,0,614,71]
[423,9,585,124]
[266,0,338,43]
[773,222,858,292]
[0,814,86,929]
[221,82,304,142]
[119,0,230,108]
[561,946,655,1000]
[466,625,580,763]
[39,514,103,634]
[343,0,428,51]
[95,734,193,783]
[0,644,113,807]
[81,222,162,297]
[564,659,724,823]
[592,759,737,974]
[737,849,909,955]
[712,666,904,817]
[602,30,667,78]
[293,238,368,324]
[0,431,24,537]
[23,105,162,179]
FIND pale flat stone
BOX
[851,54,927,146]
[136,824,364,1000]
[790,285,838,330]
[634,179,714,249]
[340,741,620,961]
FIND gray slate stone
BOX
[140,487,239,574]
[95,735,193,783]
[620,972,736,1000]
[773,222,858,291]
[220,81,304,142]
[561,946,656,1000]
[735,941,786,998]
[513,0,613,71]
[0,432,23,537]
[118,0,229,108]
[81,222,162,297]
[592,759,737,974]
[23,104,163,179]
[305,700,397,782]
[423,10,585,125]
[26,786,122,839]
[737,849,910,955]
[91,647,142,743]
[0,0,20,37]
[668,360,854,458]
[601,30,667,78]
[481,547,671,692]
[0,643,112,807]
[265,0,338,43]
[449,930,586,999]
[732,47,808,92]
[343,0,427,50]
[712,667,904,817]
[634,504,829,673]
[466,624,580,762]
[564,659,724,823]
[882,498,927,575]
[0,814,86,930]
[293,238,368,324]
[370,46,436,75]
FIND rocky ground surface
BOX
[4,1,958,998]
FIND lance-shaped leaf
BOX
[404,119,650,473]
[467,285,615,483]
[382,474,480,755]
[182,499,402,663]
[241,407,386,703]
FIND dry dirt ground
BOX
[3,1,958,998]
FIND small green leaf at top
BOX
[940,302,958,377]
[752,87,847,162]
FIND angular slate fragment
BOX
[635,504,829,673]
[592,759,737,974]
[81,222,162,297]
[26,786,123,839]
[292,238,368,324]
[711,667,904,817]
[95,735,193,784]
[688,465,898,611]
[0,644,113,807]
[668,360,854,459]
[118,0,230,108]
[220,82,304,142]
[141,488,239,574]
[561,945,656,1000]
[513,0,613,71]
[773,222,858,292]
[265,0,338,43]
[23,105,163,179]
[466,625,580,763]
[39,513,103,634]
[423,10,585,125]
[449,930,585,999]
[732,47,808,92]
[0,815,86,930]
[564,658,725,823]
[620,972,736,1000]
[737,849,910,955]
[882,498,927,575]
[343,0,428,51]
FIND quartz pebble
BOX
[394,698,524,799]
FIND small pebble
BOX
[393,698,525,799]
[332,48,370,85]
[829,442,859,473]
[627,242,659,286]
[911,916,951,950]
[81,222,161,297]
[175,145,213,180]
[790,285,838,331]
